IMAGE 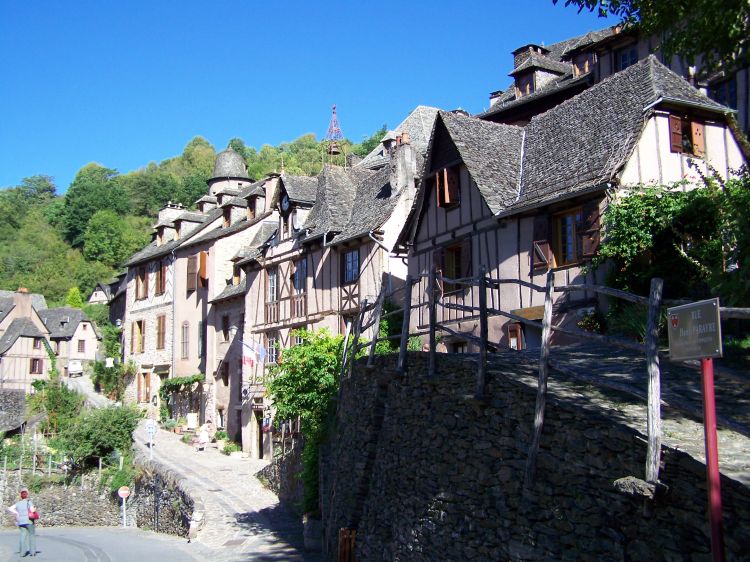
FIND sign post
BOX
[118,485,130,528]
[667,297,724,562]
[145,419,157,460]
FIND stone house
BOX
[37,308,100,375]
[397,57,747,351]
[481,25,750,137]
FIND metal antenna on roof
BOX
[324,105,346,164]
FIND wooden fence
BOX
[341,267,750,490]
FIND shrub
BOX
[222,441,242,455]
[62,405,142,467]
[214,430,228,441]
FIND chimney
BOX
[389,132,416,194]
[14,288,32,317]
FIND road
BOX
[0,526,214,561]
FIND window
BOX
[267,268,279,302]
[435,165,460,208]
[266,332,279,364]
[533,202,600,270]
[222,315,230,342]
[669,115,705,158]
[233,263,241,286]
[449,341,468,354]
[247,199,256,221]
[615,46,638,71]
[553,208,583,266]
[508,324,524,350]
[342,249,359,284]
[515,73,535,97]
[294,329,305,346]
[434,239,472,294]
[293,259,307,293]
[187,253,208,291]
[33,338,42,350]
[131,320,146,353]
[223,207,231,228]
[156,315,166,350]
[155,260,167,295]
[573,52,595,77]
[711,78,737,110]
[181,322,189,359]
[136,266,148,300]
[77,339,85,353]
[30,358,43,375]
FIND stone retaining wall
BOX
[322,353,750,561]
[257,440,304,514]
[131,448,203,538]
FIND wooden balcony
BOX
[265,301,279,324]
[292,293,307,319]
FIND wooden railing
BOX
[341,267,750,491]
[265,301,279,324]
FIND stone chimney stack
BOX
[157,201,185,225]
[14,288,32,317]
[389,132,417,194]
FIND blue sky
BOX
[0,1,607,192]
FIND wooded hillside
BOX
[0,129,385,306]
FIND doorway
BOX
[256,412,264,460]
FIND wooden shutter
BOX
[691,121,705,158]
[187,256,198,291]
[137,370,142,402]
[199,251,208,284]
[669,115,683,153]
[460,238,473,277]
[143,266,149,298]
[445,167,460,205]
[130,322,135,354]
[139,321,145,353]
[532,213,552,270]
[157,316,165,349]
[580,200,601,257]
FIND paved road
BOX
[0,526,213,561]
[134,423,323,562]
[65,374,113,409]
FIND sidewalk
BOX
[134,423,322,562]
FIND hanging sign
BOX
[667,298,722,362]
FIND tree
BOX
[66,287,84,308]
[62,405,142,467]
[83,210,128,267]
[62,164,128,247]
[352,124,388,157]
[554,0,750,70]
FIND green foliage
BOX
[221,441,242,455]
[592,170,750,304]
[65,287,84,308]
[576,311,605,334]
[554,0,749,71]
[91,360,134,401]
[61,405,142,467]
[266,328,344,513]
[351,124,388,157]
[28,374,84,436]
[214,430,228,441]
[158,374,204,421]
[83,210,129,266]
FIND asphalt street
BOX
[0,526,214,561]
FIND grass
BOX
[720,334,750,372]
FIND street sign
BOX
[145,419,158,435]
[118,486,130,499]
[667,298,722,362]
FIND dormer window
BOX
[247,198,256,221]
[435,165,461,209]
[157,227,164,246]
[223,208,231,228]
[669,115,705,158]
[515,73,534,98]
[174,222,181,240]
[233,264,241,286]
[573,52,595,77]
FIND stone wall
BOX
[321,353,750,561]
[1,474,121,528]
[0,389,25,433]
[131,448,203,537]
[257,439,304,514]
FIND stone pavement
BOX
[495,343,750,487]
[134,423,323,562]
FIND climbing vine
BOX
[158,374,203,421]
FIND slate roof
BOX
[358,106,440,169]
[0,389,26,432]
[210,277,247,304]
[513,56,729,211]
[509,53,571,76]
[183,214,253,247]
[235,222,278,266]
[0,290,47,311]
[280,175,318,204]
[221,197,248,208]
[239,178,267,198]
[196,195,217,204]
[210,147,249,180]
[38,308,94,339]
[0,318,45,355]
[175,211,206,223]
[0,299,15,325]
[437,112,525,213]
[330,166,395,244]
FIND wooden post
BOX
[347,302,366,379]
[428,265,437,378]
[645,277,664,483]
[396,276,413,373]
[367,292,385,366]
[475,266,488,398]
[524,270,555,488]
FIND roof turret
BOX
[210,147,249,181]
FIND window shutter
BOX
[130,322,135,354]
[460,238,473,277]
[199,251,208,283]
[669,115,683,153]
[532,213,552,270]
[445,167,460,205]
[143,266,149,298]
[580,200,601,257]
[691,121,705,158]
[187,256,198,291]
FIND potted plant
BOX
[175,416,187,434]
[214,430,228,450]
